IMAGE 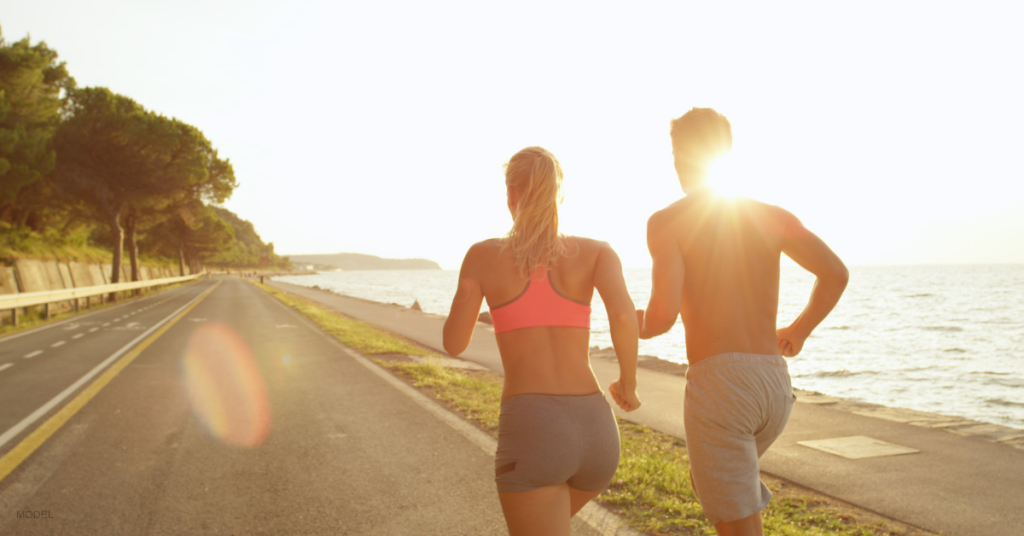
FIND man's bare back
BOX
[643,191,847,365]
[638,107,848,535]
[647,193,785,363]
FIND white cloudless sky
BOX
[3,0,1022,268]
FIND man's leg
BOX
[714,512,763,536]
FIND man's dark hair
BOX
[669,108,733,166]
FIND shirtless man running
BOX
[637,108,849,536]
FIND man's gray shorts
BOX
[684,353,794,525]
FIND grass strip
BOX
[380,359,503,433]
[253,281,435,357]
[254,281,931,536]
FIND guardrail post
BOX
[45,302,51,320]
[11,308,17,327]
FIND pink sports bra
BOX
[489,266,592,334]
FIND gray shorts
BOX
[684,353,795,525]
[495,392,620,493]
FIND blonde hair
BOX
[501,146,571,275]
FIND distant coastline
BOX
[287,253,441,271]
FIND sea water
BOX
[275,265,1024,430]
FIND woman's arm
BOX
[443,244,486,357]
[593,243,641,412]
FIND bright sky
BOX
[4,1,1022,269]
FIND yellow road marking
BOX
[0,281,221,483]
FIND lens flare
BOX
[182,322,271,447]
[706,155,741,197]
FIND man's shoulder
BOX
[736,197,799,226]
[648,198,689,227]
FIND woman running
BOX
[443,146,641,536]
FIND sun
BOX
[705,154,744,197]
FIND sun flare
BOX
[705,155,743,198]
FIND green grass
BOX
[253,281,929,536]
[0,222,116,263]
[252,281,436,357]
[603,423,910,535]
[377,359,504,432]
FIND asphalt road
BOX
[0,277,594,535]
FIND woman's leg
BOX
[568,487,603,517]
[498,483,573,536]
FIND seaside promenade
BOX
[268,279,1024,536]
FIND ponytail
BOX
[501,147,572,275]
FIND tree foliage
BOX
[1,29,282,280]
[207,206,289,268]
[0,26,75,227]
[51,87,238,286]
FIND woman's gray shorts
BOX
[684,353,794,525]
[495,392,620,493]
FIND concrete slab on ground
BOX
[796,436,920,459]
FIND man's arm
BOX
[777,209,849,356]
[639,210,683,339]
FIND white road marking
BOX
[72,333,84,339]
[0,287,151,344]
[24,350,43,358]
[51,341,66,348]
[89,327,99,333]
[0,363,13,372]
[102,323,111,327]
[113,319,120,323]
[0,286,216,450]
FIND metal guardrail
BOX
[0,274,202,310]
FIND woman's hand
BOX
[609,380,641,412]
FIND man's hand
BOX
[776,325,806,357]
[609,380,641,412]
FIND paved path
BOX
[0,277,608,535]
[269,279,1024,536]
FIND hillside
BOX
[288,253,440,271]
